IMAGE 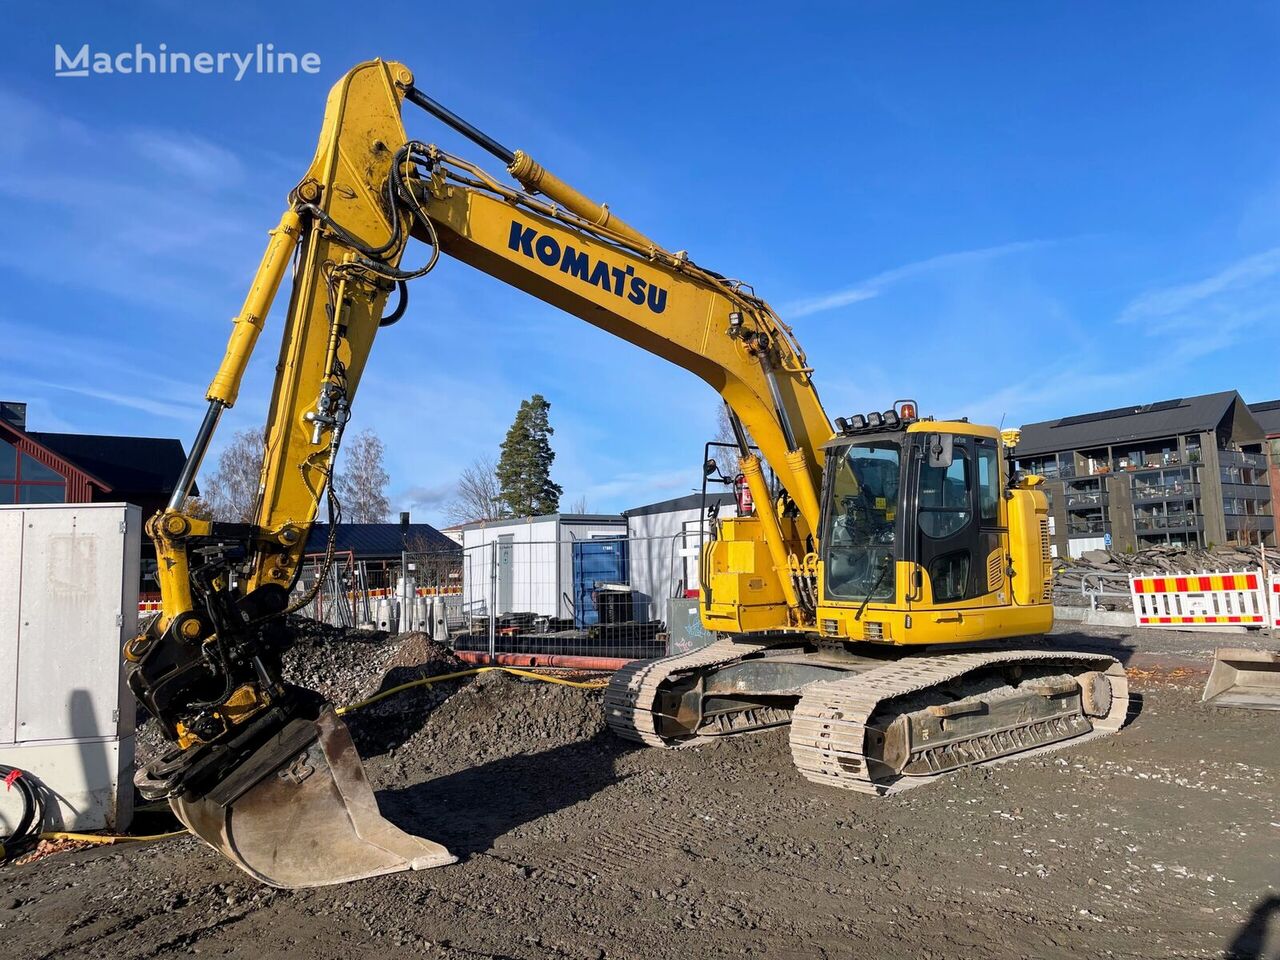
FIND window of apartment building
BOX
[1024,455,1060,479]
[0,438,68,504]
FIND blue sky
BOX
[4,3,1278,525]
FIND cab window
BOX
[918,446,971,539]
[824,439,900,601]
[977,440,1000,524]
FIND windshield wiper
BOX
[854,555,891,621]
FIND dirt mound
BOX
[134,621,465,766]
[398,669,606,766]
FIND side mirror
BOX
[926,433,954,469]
[703,458,720,478]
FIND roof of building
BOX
[623,491,737,517]
[305,522,459,558]
[1248,400,1280,437]
[28,431,192,495]
[1015,391,1263,458]
[456,512,625,530]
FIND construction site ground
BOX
[3,623,1277,960]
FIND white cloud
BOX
[126,129,247,187]
[10,377,201,421]
[783,240,1050,319]
[1118,247,1280,331]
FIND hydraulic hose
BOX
[0,765,43,863]
[335,665,608,716]
[5,669,606,857]
[38,830,187,845]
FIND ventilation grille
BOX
[1040,519,1051,563]
[987,552,1004,591]
[822,618,841,637]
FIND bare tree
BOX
[445,454,504,525]
[335,428,391,523]
[404,532,461,591]
[567,494,590,514]
[200,427,265,522]
[183,496,216,521]
[712,403,742,478]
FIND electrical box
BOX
[0,503,140,833]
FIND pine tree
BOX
[495,394,562,517]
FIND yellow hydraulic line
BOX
[206,208,303,406]
[335,666,609,716]
[38,830,188,845]
[24,669,605,853]
[740,454,804,615]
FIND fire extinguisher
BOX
[733,474,752,516]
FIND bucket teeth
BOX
[170,706,455,888]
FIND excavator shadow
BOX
[374,731,633,860]
[1043,629,1142,664]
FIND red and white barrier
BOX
[1130,571,1267,627]
[1269,573,1280,628]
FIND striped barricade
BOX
[1129,571,1267,627]
[1270,573,1280,628]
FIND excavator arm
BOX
[126,59,834,887]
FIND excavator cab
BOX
[817,404,1054,644]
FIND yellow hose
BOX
[335,665,608,716]
[38,830,187,845]
[30,667,604,849]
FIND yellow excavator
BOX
[126,60,1129,888]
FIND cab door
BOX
[907,432,1007,607]
[912,433,982,605]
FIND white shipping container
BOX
[459,513,627,620]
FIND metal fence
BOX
[288,529,712,665]
[291,550,462,633]
[447,532,706,662]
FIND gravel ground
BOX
[3,623,1277,960]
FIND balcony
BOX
[1132,481,1199,503]
[1065,492,1108,510]
[1067,519,1108,536]
[1134,514,1203,533]
[1222,449,1268,470]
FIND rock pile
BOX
[134,620,465,765]
[1053,543,1279,608]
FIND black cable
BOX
[378,280,408,327]
[0,764,44,862]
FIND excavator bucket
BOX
[168,706,456,887]
[1202,648,1280,711]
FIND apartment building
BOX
[1015,391,1273,558]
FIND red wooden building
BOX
[0,401,192,518]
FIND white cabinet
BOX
[0,503,140,831]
